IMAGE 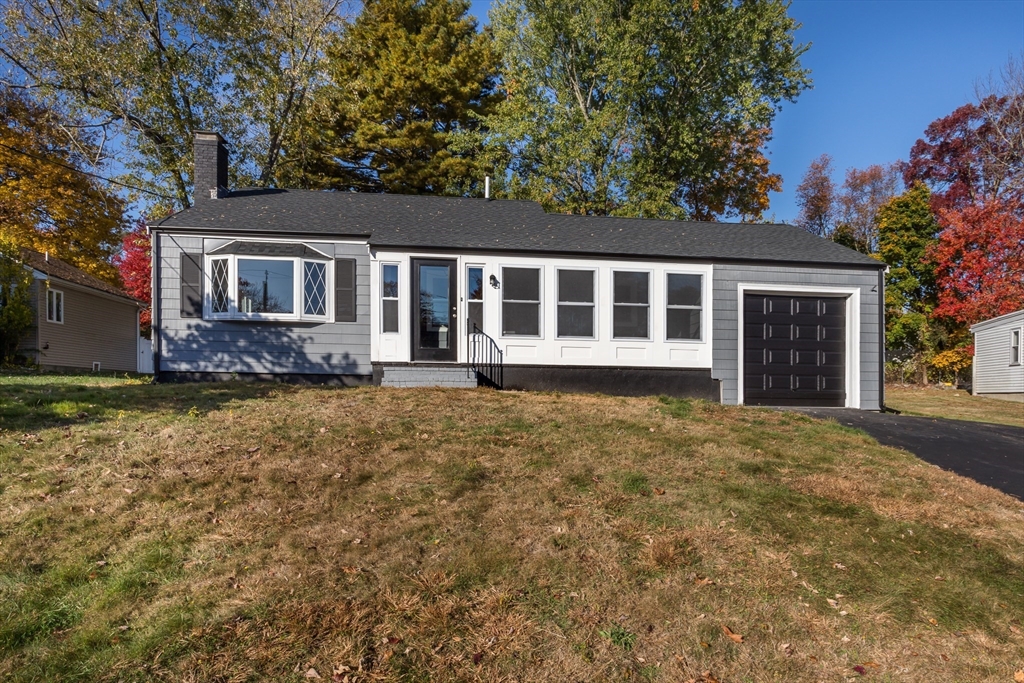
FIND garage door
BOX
[743,294,846,407]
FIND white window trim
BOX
[555,267,597,340]
[664,271,706,344]
[611,269,653,341]
[381,262,401,334]
[1011,328,1022,366]
[204,254,333,323]
[736,283,861,409]
[46,288,64,324]
[500,265,544,339]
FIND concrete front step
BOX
[379,364,479,388]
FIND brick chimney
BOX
[193,131,229,203]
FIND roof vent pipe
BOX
[44,251,48,262]
[485,175,490,200]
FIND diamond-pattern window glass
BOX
[211,258,230,313]
[304,261,328,316]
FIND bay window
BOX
[207,252,333,321]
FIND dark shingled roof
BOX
[153,189,883,268]
[20,248,139,303]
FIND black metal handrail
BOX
[469,322,503,389]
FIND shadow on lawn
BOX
[0,375,295,434]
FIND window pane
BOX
[303,261,327,316]
[382,264,399,298]
[468,267,483,301]
[558,270,594,303]
[503,267,539,301]
[468,301,483,331]
[238,259,294,314]
[613,304,648,338]
[55,292,62,322]
[667,273,702,306]
[614,271,648,304]
[558,304,594,337]
[47,292,54,320]
[383,299,399,333]
[667,308,701,340]
[503,302,539,336]
[211,259,230,313]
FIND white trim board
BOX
[736,283,861,409]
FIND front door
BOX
[412,259,458,361]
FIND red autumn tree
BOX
[904,96,1022,215]
[114,219,152,336]
[930,199,1024,325]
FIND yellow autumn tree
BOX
[0,87,124,283]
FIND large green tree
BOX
[280,0,498,194]
[0,238,34,364]
[478,0,809,218]
[875,183,940,359]
[0,0,344,209]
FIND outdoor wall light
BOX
[489,274,499,288]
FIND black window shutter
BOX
[180,252,203,318]
[335,259,356,322]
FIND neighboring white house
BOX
[970,309,1024,402]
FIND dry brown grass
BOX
[886,384,1024,427]
[1,375,1022,682]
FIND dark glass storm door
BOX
[412,259,458,361]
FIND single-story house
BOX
[970,309,1024,402]
[17,248,143,372]
[148,132,886,408]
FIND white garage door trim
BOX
[737,283,861,409]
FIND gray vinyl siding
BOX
[712,264,882,410]
[971,311,1024,396]
[155,233,372,377]
[34,281,139,372]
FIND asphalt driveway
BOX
[789,409,1024,500]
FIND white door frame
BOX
[736,283,861,409]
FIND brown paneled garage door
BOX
[743,294,847,407]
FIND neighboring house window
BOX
[381,264,399,333]
[557,269,595,338]
[613,271,649,339]
[1012,329,1021,366]
[666,273,702,341]
[467,266,483,332]
[46,289,63,323]
[502,267,541,336]
[205,254,334,321]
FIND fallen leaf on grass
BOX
[473,652,483,665]
[653,487,665,495]
[862,661,879,669]
[853,665,866,675]
[694,576,715,586]
[1014,670,1024,683]
[305,668,321,679]
[833,562,847,570]
[779,642,793,655]
[826,598,840,609]
[247,446,260,453]
[721,625,743,643]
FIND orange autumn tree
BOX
[0,87,124,283]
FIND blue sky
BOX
[467,0,1024,222]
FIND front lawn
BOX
[886,384,1024,428]
[1,373,1022,682]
